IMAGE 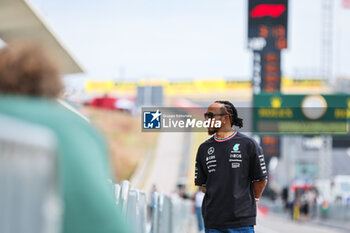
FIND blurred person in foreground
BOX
[195,101,268,233]
[149,184,158,219]
[191,188,205,233]
[0,44,130,233]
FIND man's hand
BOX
[199,185,206,193]
[252,179,267,202]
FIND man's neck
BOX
[215,129,234,139]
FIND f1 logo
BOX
[250,4,286,18]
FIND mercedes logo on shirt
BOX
[208,147,215,155]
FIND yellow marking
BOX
[270,96,282,108]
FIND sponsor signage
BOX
[253,93,350,134]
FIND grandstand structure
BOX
[0,0,83,74]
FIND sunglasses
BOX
[204,112,227,119]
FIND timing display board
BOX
[252,51,281,93]
[248,0,288,51]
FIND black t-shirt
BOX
[195,131,268,229]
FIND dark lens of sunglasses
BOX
[204,113,214,118]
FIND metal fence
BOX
[0,114,62,233]
[113,180,192,233]
[317,203,350,221]
[261,198,350,222]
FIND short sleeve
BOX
[249,140,268,181]
[195,146,207,186]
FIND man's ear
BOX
[225,114,230,123]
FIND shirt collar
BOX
[213,131,237,142]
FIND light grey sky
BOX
[31,0,350,82]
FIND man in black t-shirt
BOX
[195,101,268,233]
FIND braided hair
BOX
[214,100,243,128]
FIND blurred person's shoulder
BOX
[0,95,100,141]
[0,95,108,170]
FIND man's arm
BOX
[249,139,268,203]
[195,146,207,192]
[252,179,267,202]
